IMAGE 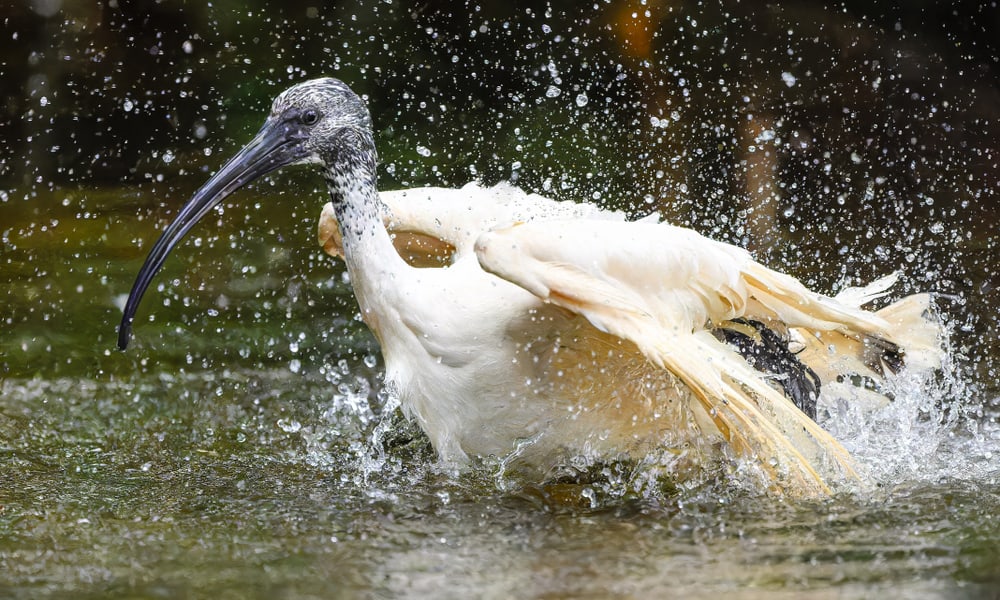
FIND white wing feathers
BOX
[742,262,893,341]
[322,182,645,261]
[834,272,900,306]
[475,219,863,495]
[381,182,642,255]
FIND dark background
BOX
[3,0,999,381]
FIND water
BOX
[2,370,997,599]
[3,183,999,597]
[3,1,1000,597]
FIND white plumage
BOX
[319,182,941,497]
[119,79,943,498]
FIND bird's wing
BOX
[321,183,653,265]
[474,219,861,497]
[380,183,642,254]
[319,202,455,267]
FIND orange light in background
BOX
[608,0,675,60]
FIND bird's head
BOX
[268,77,376,172]
[117,77,374,350]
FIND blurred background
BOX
[2,1,1000,596]
[2,0,998,379]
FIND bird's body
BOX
[320,182,939,491]
[119,78,943,497]
[344,218,703,473]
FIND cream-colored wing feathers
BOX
[380,182,641,254]
[475,220,764,332]
[474,219,861,496]
[320,182,646,262]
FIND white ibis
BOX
[119,78,942,497]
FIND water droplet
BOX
[756,129,776,142]
[277,418,302,433]
[575,93,588,107]
[416,145,431,157]
[123,99,134,112]
[781,72,797,87]
[545,85,561,98]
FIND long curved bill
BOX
[117,118,304,350]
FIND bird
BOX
[118,77,942,498]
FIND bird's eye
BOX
[301,109,319,125]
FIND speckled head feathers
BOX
[271,77,372,131]
[266,77,377,177]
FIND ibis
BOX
[119,78,941,497]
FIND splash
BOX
[820,327,1000,494]
[306,311,997,505]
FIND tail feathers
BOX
[742,262,892,340]
[742,263,942,380]
[646,332,861,498]
[827,275,941,375]
[791,329,883,385]
[875,293,943,374]
[788,293,942,413]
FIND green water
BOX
[3,160,1000,600]
[4,1,1000,597]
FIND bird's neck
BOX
[323,159,407,336]
[320,129,392,253]
[325,168,386,244]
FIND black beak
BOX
[118,117,307,350]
